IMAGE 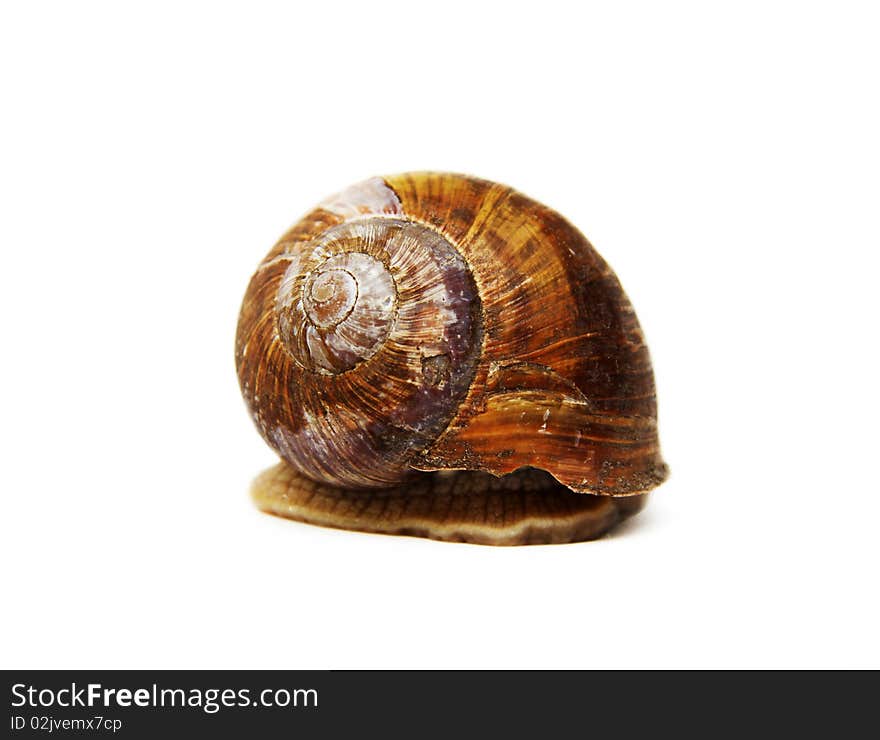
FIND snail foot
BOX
[251,461,648,546]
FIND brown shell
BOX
[236,172,667,503]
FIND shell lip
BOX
[408,459,670,498]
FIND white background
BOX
[2,2,878,669]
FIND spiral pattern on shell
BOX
[237,173,668,499]
[237,189,481,488]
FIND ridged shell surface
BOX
[236,173,667,495]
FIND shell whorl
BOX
[237,196,482,489]
[276,238,397,374]
[237,173,667,499]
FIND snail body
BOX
[236,173,667,544]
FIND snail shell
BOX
[236,173,667,544]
